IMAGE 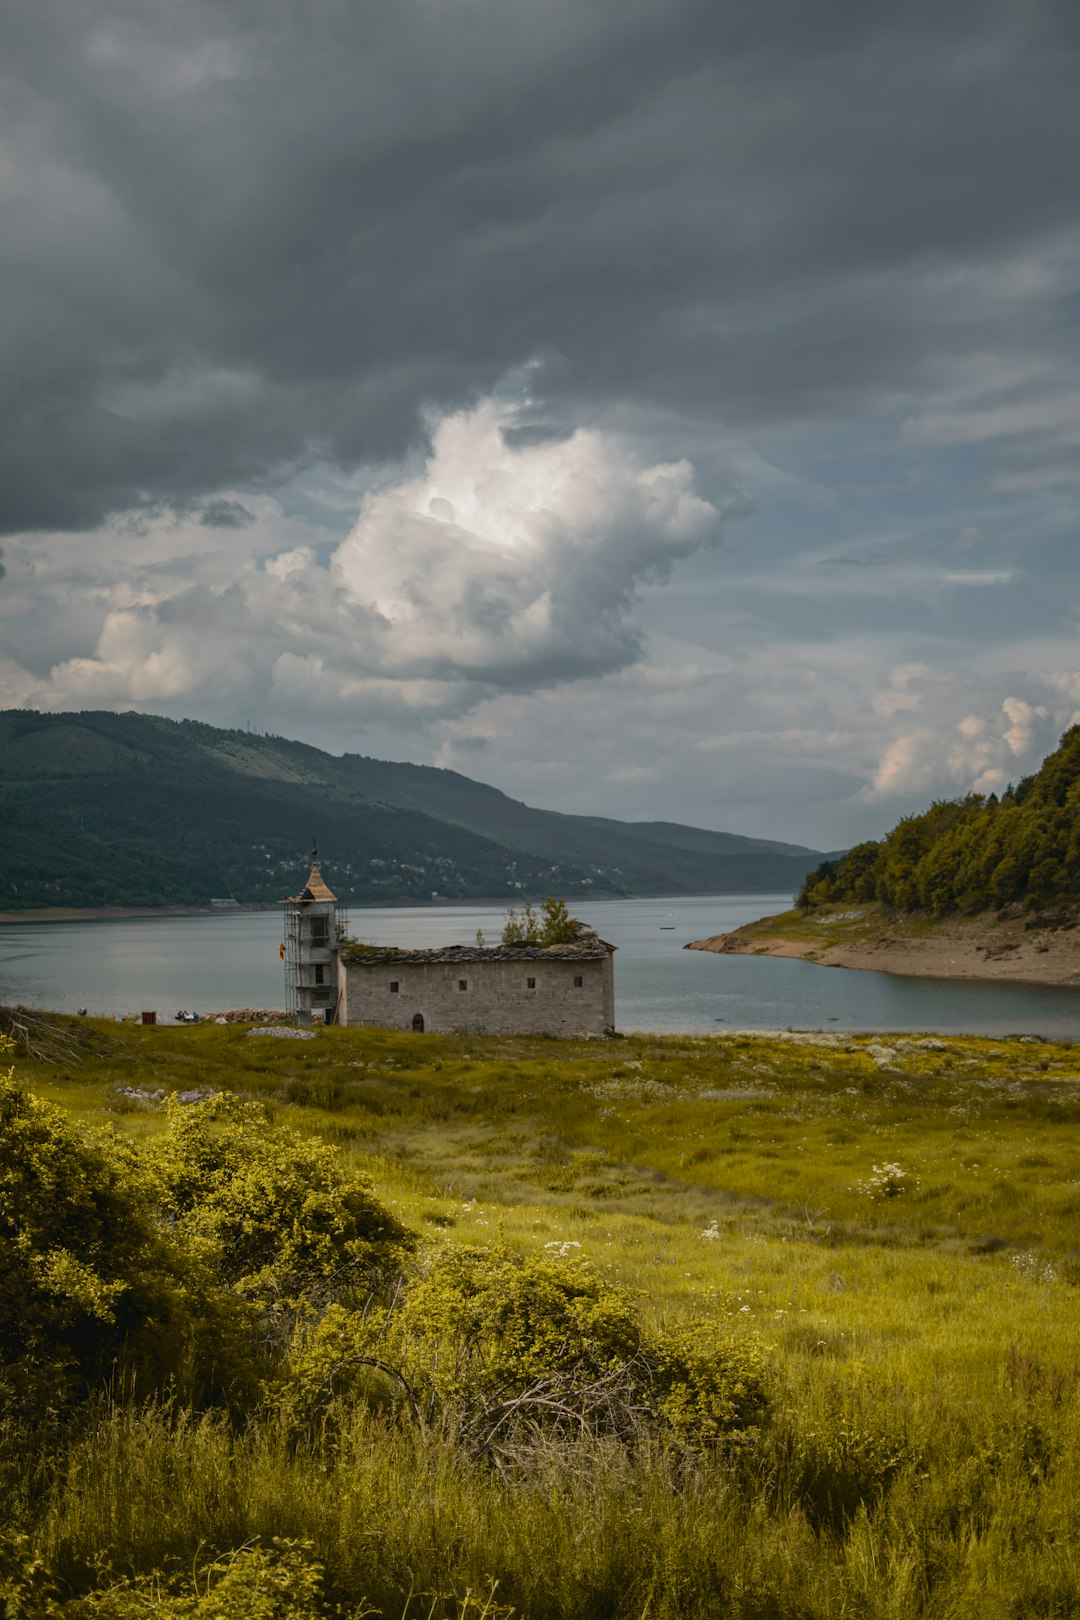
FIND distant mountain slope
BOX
[0,710,827,910]
[560,815,816,860]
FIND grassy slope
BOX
[701,901,940,950]
[13,1019,1080,1617]
[33,1017,1080,1302]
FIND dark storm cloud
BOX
[3,0,1079,536]
[200,498,256,529]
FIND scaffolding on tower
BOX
[282,897,303,1015]
[279,850,347,1020]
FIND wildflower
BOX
[1011,1251,1057,1284]
[857,1162,918,1199]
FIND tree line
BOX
[798,726,1080,915]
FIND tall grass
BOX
[29,1378,1080,1619]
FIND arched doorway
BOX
[411,1012,425,1032]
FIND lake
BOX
[3,893,1080,1038]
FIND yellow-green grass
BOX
[19,1019,1080,1373]
[713,901,947,952]
[11,1017,1080,1617]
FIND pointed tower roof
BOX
[283,861,336,905]
[301,861,336,902]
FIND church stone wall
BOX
[339,952,614,1036]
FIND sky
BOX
[2,0,1079,850]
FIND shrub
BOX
[278,1247,768,1458]
[0,1528,57,1617]
[0,1049,195,1417]
[648,1324,768,1447]
[145,1093,411,1321]
[500,898,582,947]
[52,1540,356,1619]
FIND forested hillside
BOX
[798,726,1080,915]
[0,710,825,910]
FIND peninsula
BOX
[686,900,1080,985]
[688,725,1080,987]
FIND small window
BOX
[389,981,399,993]
[310,918,329,947]
[573,975,583,988]
[314,964,325,986]
[458,979,468,991]
[312,988,331,1004]
[526,976,536,989]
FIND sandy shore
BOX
[686,905,1080,986]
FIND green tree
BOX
[502,897,582,944]
[538,896,581,945]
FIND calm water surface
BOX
[2,894,1079,1038]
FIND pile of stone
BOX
[114,1085,212,1106]
[207,1007,290,1023]
[246,1026,316,1040]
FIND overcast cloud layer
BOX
[2,0,1079,846]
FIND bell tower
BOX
[281,845,347,1022]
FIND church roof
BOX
[339,933,613,966]
[283,861,336,904]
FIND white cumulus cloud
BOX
[864,696,1052,803]
[326,398,733,685]
[1,396,737,725]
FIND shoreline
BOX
[686,905,1080,988]
[0,890,782,926]
[0,904,271,925]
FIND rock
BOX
[246,1026,316,1040]
[1024,909,1079,932]
[205,1008,291,1023]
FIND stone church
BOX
[282,858,615,1036]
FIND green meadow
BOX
[5,1015,1080,1618]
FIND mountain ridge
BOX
[0,709,828,910]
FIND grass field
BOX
[7,1016,1080,1617]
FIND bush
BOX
[0,1048,195,1417]
[29,1539,357,1620]
[0,1068,412,1426]
[145,1093,411,1321]
[278,1247,768,1458]
[501,898,582,947]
